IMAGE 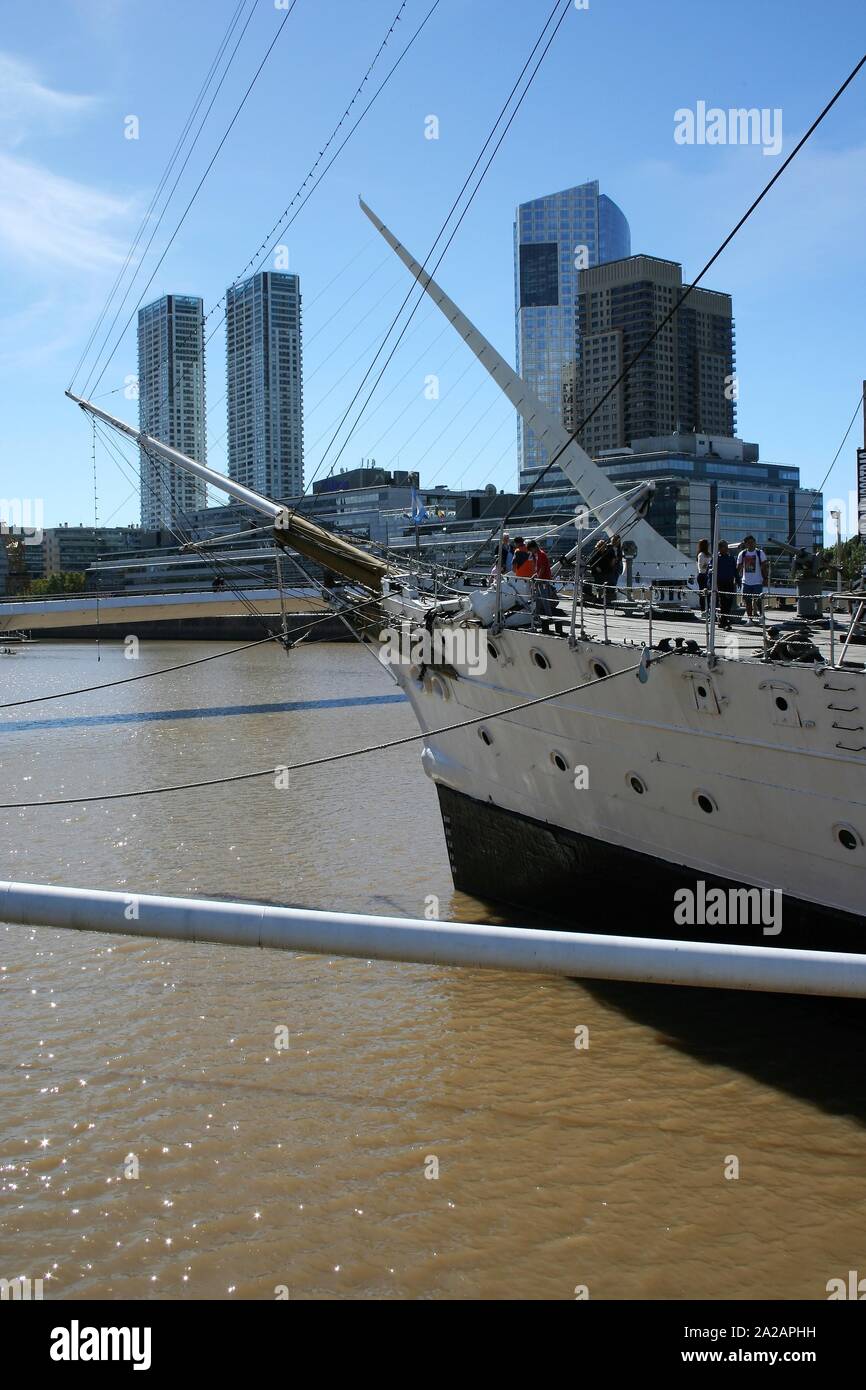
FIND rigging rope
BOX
[0,592,385,712]
[85,0,301,398]
[0,655,667,811]
[70,0,252,393]
[300,0,574,500]
[93,421,280,638]
[206,0,415,324]
[461,50,866,570]
[785,391,864,549]
[91,417,101,662]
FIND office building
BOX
[514,180,631,491]
[572,256,736,455]
[595,432,822,555]
[43,524,151,578]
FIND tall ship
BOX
[66,200,866,949]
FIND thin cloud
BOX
[628,138,866,293]
[0,151,131,271]
[0,51,130,273]
[0,52,97,147]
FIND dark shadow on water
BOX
[473,893,866,1127]
[198,885,866,1125]
[581,976,866,1126]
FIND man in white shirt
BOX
[736,535,769,622]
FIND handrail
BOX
[830,592,866,667]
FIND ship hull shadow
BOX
[436,783,865,953]
[437,784,866,1122]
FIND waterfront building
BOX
[0,529,45,593]
[572,256,736,455]
[137,294,208,529]
[307,467,464,546]
[43,524,152,579]
[595,433,822,556]
[226,271,303,503]
[514,180,631,492]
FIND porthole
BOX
[627,772,646,795]
[697,794,714,814]
[487,641,499,661]
[478,727,493,747]
[592,660,610,680]
[531,649,551,671]
[696,684,708,699]
[834,823,862,851]
[775,696,789,711]
[551,751,569,773]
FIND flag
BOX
[409,486,429,524]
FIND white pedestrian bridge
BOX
[0,586,327,633]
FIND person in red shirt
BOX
[527,539,557,615]
[527,540,551,580]
[511,537,534,578]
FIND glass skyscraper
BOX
[137,294,208,529]
[226,271,303,503]
[514,180,630,490]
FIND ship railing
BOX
[559,578,677,649]
[829,592,866,668]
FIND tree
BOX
[29,572,87,595]
[818,537,866,588]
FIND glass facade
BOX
[716,485,789,548]
[514,181,630,491]
[594,452,824,555]
[137,295,208,529]
[226,271,303,502]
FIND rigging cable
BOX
[205,0,415,326]
[69,0,252,392]
[85,1,442,555]
[0,656,673,810]
[92,421,282,637]
[91,416,101,662]
[461,49,866,569]
[84,0,302,398]
[299,0,574,500]
[784,390,864,548]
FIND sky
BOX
[1,0,864,536]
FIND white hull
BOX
[384,597,866,926]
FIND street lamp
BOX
[830,508,842,592]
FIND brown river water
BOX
[1,638,865,1300]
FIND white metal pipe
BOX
[3,880,866,998]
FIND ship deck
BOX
[539,596,866,667]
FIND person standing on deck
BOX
[602,533,623,601]
[527,539,552,581]
[527,539,556,616]
[490,532,513,585]
[511,538,534,578]
[737,535,768,623]
[696,538,710,613]
[712,540,738,628]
